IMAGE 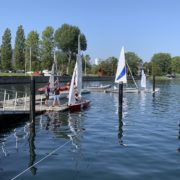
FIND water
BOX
[0,80,180,180]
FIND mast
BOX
[76,35,82,96]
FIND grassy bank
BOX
[147,75,180,80]
[0,73,32,76]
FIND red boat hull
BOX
[38,86,69,92]
[69,100,90,112]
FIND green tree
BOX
[125,52,142,76]
[14,25,25,70]
[56,50,67,75]
[143,62,152,75]
[40,26,55,70]
[171,56,180,74]
[55,23,87,74]
[25,31,40,71]
[82,54,92,75]
[151,53,171,75]
[93,57,118,76]
[151,61,161,76]
[1,28,12,70]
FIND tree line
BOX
[0,24,180,76]
[92,52,180,77]
[0,24,91,75]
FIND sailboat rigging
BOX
[68,35,90,112]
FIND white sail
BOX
[76,35,82,96]
[115,46,127,84]
[141,69,146,89]
[68,63,77,105]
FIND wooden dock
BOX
[0,93,69,117]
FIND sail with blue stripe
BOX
[115,47,127,83]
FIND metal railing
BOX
[0,89,44,112]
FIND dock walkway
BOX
[0,90,69,116]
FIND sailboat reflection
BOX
[28,122,37,175]
[67,112,83,149]
[13,122,30,150]
[67,112,84,179]
[1,141,8,156]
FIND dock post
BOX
[118,82,123,119]
[30,76,35,123]
[153,75,156,93]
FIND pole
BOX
[118,82,123,119]
[153,75,155,93]
[28,121,37,175]
[85,56,87,76]
[30,76,35,123]
[30,47,32,73]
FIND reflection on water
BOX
[118,116,123,146]
[28,122,37,175]
[0,80,180,180]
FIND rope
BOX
[10,140,71,180]
[126,62,139,89]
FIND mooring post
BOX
[30,76,35,123]
[153,75,156,93]
[118,82,123,119]
[28,121,37,175]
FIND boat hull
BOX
[69,100,90,112]
[86,84,111,92]
[105,88,139,93]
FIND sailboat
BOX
[38,52,69,99]
[140,69,160,93]
[105,46,139,93]
[140,69,146,90]
[68,35,90,112]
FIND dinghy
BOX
[68,35,90,112]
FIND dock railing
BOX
[0,88,44,112]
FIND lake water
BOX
[0,79,180,180]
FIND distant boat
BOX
[140,69,146,89]
[140,70,160,93]
[68,35,90,112]
[86,84,111,92]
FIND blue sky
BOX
[0,0,180,62]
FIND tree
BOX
[151,53,171,75]
[14,25,26,70]
[40,26,55,70]
[125,52,142,76]
[92,57,118,76]
[25,31,40,71]
[56,50,67,75]
[143,62,152,75]
[55,24,87,74]
[151,61,161,76]
[82,54,92,75]
[1,28,12,70]
[171,56,180,74]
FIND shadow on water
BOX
[0,115,29,135]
